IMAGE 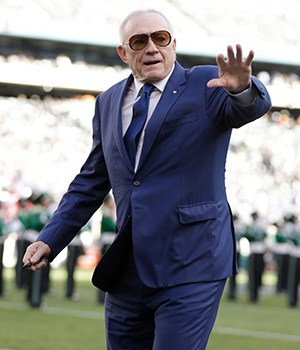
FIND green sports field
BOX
[0,268,299,350]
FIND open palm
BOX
[207,44,254,93]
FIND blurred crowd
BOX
[0,53,130,93]
[1,52,300,109]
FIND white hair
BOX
[119,9,174,43]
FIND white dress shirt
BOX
[122,69,173,171]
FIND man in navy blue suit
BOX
[23,9,271,349]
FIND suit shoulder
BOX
[97,77,129,100]
[187,65,218,78]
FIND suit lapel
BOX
[137,62,187,170]
[112,76,134,169]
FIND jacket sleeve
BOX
[205,68,272,130]
[37,95,111,260]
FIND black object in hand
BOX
[22,262,33,269]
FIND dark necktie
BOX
[124,83,155,166]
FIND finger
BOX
[235,44,243,62]
[23,255,48,271]
[245,49,254,66]
[31,247,47,263]
[22,245,37,264]
[30,258,49,271]
[215,53,226,70]
[31,249,50,266]
[226,45,235,62]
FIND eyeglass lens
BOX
[129,31,171,51]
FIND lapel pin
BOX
[172,90,177,94]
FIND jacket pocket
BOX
[178,201,218,224]
[163,112,198,129]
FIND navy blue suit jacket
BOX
[38,61,271,291]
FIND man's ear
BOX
[172,38,177,54]
[117,45,128,64]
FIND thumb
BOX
[207,78,223,89]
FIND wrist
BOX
[227,82,251,95]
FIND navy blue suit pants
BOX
[104,247,226,349]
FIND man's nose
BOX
[145,37,159,52]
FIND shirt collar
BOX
[132,64,175,99]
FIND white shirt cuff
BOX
[227,80,257,105]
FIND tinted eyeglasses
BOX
[124,30,172,51]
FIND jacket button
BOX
[133,180,140,186]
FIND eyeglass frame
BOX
[123,30,172,51]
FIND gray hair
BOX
[119,9,174,43]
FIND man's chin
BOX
[141,70,165,83]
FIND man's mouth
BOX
[144,60,161,66]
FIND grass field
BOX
[0,267,299,350]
